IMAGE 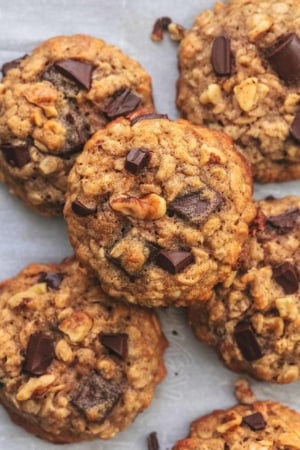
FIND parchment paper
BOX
[0,1,299,449]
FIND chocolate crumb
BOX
[147,431,160,450]
[151,17,172,41]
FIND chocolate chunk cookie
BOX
[0,34,153,215]
[0,257,167,443]
[173,401,300,450]
[64,114,255,307]
[189,196,300,383]
[177,0,300,182]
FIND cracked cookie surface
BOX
[0,34,153,215]
[64,115,255,307]
[177,0,300,182]
[189,196,300,383]
[0,257,167,443]
[173,401,300,450]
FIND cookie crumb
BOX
[167,22,186,41]
[234,378,256,405]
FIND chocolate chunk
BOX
[1,54,27,76]
[265,33,300,85]
[155,249,194,274]
[103,88,141,120]
[100,333,128,360]
[23,331,55,376]
[38,272,64,290]
[266,209,299,233]
[147,432,160,450]
[168,190,223,224]
[131,113,168,126]
[72,372,123,422]
[125,148,150,174]
[54,59,94,90]
[71,199,97,216]
[211,35,232,76]
[1,143,30,168]
[242,412,266,431]
[272,262,299,294]
[290,110,300,142]
[234,322,262,361]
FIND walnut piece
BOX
[109,193,166,220]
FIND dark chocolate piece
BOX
[147,431,160,450]
[234,322,262,361]
[290,110,300,142]
[103,88,141,119]
[72,372,123,422]
[100,333,128,360]
[1,143,30,168]
[242,412,266,431]
[38,272,64,290]
[125,148,150,174]
[23,331,55,376]
[211,35,232,76]
[266,209,299,233]
[54,59,94,90]
[272,262,299,294]
[71,199,97,216]
[265,33,300,85]
[131,113,168,126]
[168,191,223,224]
[155,249,194,274]
[1,54,27,76]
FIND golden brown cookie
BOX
[173,401,300,450]
[0,257,167,443]
[189,196,300,383]
[177,0,300,182]
[0,34,153,215]
[64,114,256,307]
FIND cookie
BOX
[64,114,256,307]
[0,34,154,215]
[177,0,300,182]
[0,257,167,443]
[189,196,300,383]
[173,400,300,450]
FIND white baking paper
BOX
[0,1,299,449]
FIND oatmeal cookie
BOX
[64,114,255,307]
[0,257,167,443]
[177,0,300,182]
[173,401,300,450]
[189,196,300,383]
[0,34,153,215]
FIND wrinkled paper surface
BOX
[0,1,299,449]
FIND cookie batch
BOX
[0,0,300,446]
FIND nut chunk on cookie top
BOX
[189,196,300,384]
[64,115,255,307]
[0,257,167,443]
[0,34,154,215]
[172,401,300,450]
[177,0,300,182]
